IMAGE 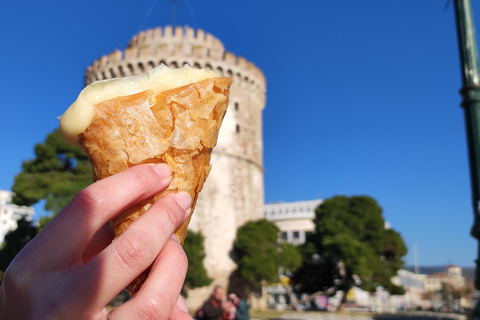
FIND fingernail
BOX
[176,295,189,313]
[151,163,171,178]
[171,233,180,243]
[174,191,192,211]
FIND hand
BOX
[0,164,193,320]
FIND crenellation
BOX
[186,27,195,40]
[174,26,183,38]
[124,46,138,61]
[98,56,109,69]
[237,56,247,69]
[108,50,122,64]
[89,60,99,74]
[129,34,138,48]
[153,27,162,40]
[136,31,146,47]
[164,26,173,38]
[84,26,266,109]
[196,29,206,42]
[223,52,235,65]
[143,29,154,44]
[205,33,215,46]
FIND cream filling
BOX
[59,64,215,146]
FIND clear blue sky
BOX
[0,0,477,267]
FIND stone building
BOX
[0,190,34,243]
[424,265,466,292]
[84,26,266,308]
[264,199,323,245]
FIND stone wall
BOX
[84,26,266,309]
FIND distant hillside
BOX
[405,265,475,283]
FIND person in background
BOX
[202,285,236,320]
[228,292,250,320]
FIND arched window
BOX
[119,66,126,77]
[127,64,135,74]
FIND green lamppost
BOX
[454,0,480,317]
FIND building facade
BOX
[424,265,466,292]
[0,190,34,243]
[84,26,266,308]
[264,199,323,245]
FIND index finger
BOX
[27,163,172,269]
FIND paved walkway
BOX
[271,312,467,320]
[273,313,372,320]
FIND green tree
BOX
[12,129,92,216]
[0,216,37,280]
[0,129,91,277]
[183,230,212,291]
[234,219,302,289]
[293,195,407,300]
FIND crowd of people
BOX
[196,285,250,320]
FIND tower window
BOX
[127,63,134,74]
[234,102,239,111]
[236,124,240,133]
[119,66,126,77]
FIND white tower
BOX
[85,26,266,307]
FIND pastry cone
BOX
[79,77,232,294]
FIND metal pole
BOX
[454,1,480,318]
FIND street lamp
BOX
[454,0,480,318]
